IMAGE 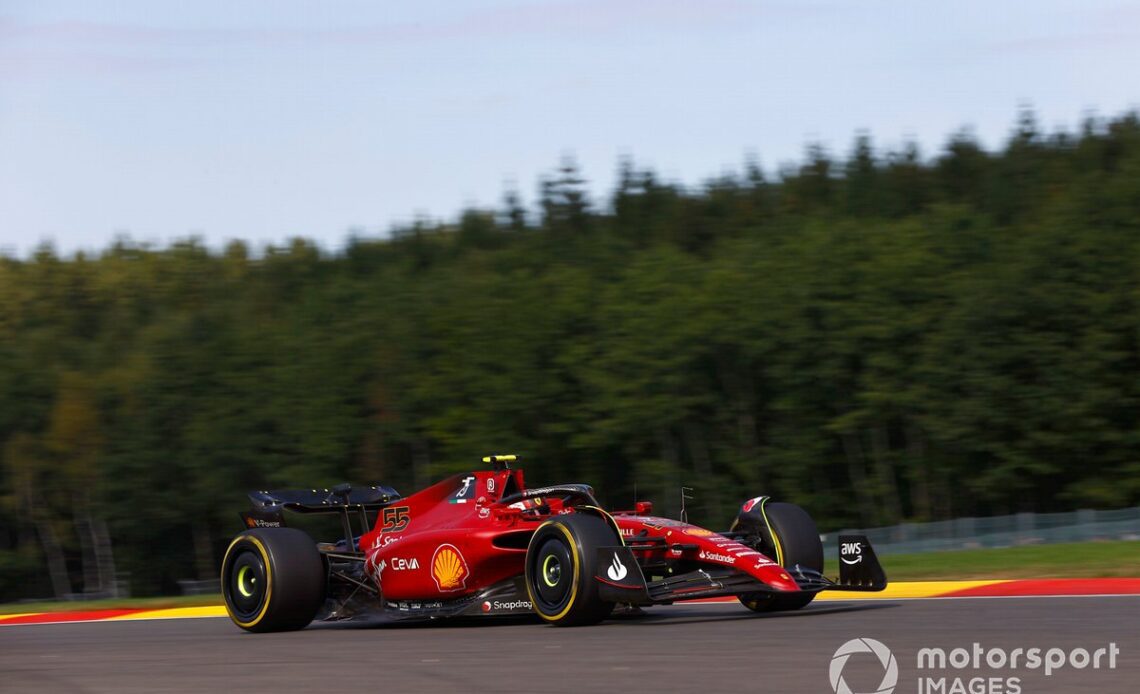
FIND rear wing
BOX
[248,484,400,514]
[239,483,401,552]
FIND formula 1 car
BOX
[222,455,886,631]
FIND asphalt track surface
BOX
[3,596,1137,694]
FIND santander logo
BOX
[607,554,628,581]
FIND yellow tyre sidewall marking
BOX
[222,534,273,629]
[758,499,784,567]
[525,521,580,623]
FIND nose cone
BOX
[752,563,801,592]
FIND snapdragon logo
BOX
[830,638,899,694]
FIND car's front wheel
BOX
[524,512,618,626]
[733,500,823,612]
[221,528,326,632]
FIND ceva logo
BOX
[830,638,898,694]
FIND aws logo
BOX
[431,544,469,592]
[841,541,864,566]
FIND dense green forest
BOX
[2,111,1140,600]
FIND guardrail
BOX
[826,506,1140,555]
[177,579,220,595]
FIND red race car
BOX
[221,455,886,631]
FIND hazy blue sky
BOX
[2,1,1138,256]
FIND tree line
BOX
[2,111,1139,599]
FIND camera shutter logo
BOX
[830,638,898,694]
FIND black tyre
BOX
[524,512,619,626]
[221,528,326,632]
[733,501,822,612]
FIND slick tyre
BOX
[221,528,326,632]
[524,512,619,626]
[734,501,822,612]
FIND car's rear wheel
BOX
[524,512,618,626]
[733,501,823,612]
[221,528,326,632]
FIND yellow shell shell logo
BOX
[431,544,469,592]
[686,528,713,537]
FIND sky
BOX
[1,0,1138,257]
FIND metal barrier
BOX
[825,506,1140,555]
[177,579,220,595]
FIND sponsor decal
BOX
[685,528,714,537]
[742,496,764,513]
[371,533,403,550]
[670,547,684,557]
[391,557,420,571]
[707,536,761,557]
[431,544,469,592]
[606,554,628,581]
[523,485,572,497]
[481,599,533,614]
[450,476,476,504]
[491,600,532,612]
[841,541,864,565]
[390,601,443,611]
[698,550,736,565]
[366,552,387,584]
[381,506,411,533]
[620,528,635,537]
[754,557,775,568]
[486,478,496,493]
[244,517,282,529]
[478,507,491,519]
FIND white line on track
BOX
[2,593,1136,627]
[676,592,1140,605]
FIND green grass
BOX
[3,541,1136,615]
[875,540,1140,581]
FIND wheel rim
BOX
[227,548,268,620]
[542,554,562,587]
[531,537,574,611]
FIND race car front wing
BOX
[594,534,887,605]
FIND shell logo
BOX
[685,528,713,537]
[431,544,469,592]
